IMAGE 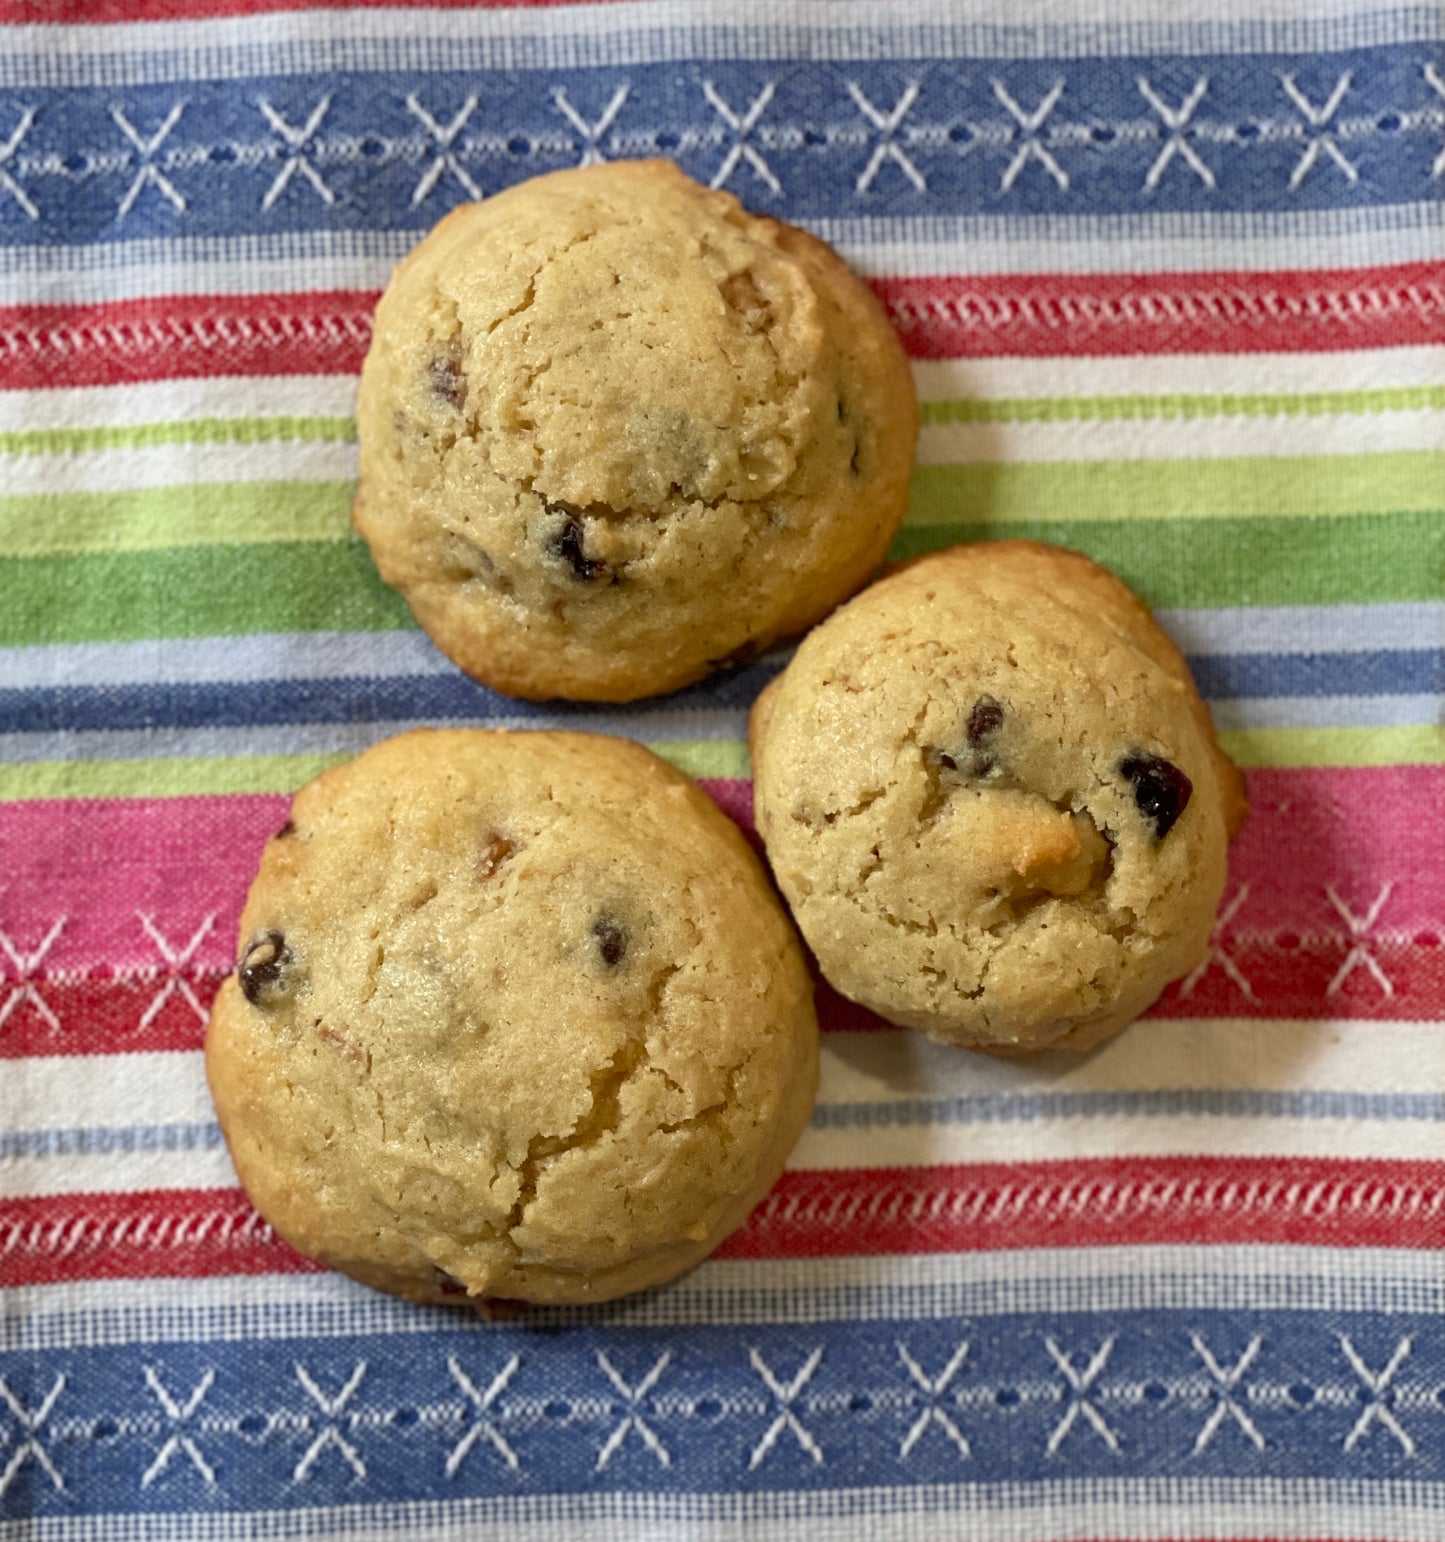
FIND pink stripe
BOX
[4,264,1440,391]
[0,767,1440,1057]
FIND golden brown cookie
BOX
[749,541,1247,1054]
[206,729,818,1304]
[353,159,917,701]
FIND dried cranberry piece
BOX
[1120,754,1193,839]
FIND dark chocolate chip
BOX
[430,350,467,411]
[936,752,957,771]
[548,513,610,583]
[238,929,295,1007]
[275,818,296,839]
[966,697,1005,746]
[1119,753,1193,839]
[591,916,627,968]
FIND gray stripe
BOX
[1156,602,1445,656]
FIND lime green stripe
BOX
[906,453,1445,526]
[4,446,1439,562]
[0,740,750,803]
[1219,726,1445,770]
[0,416,356,459]
[888,511,1444,611]
[3,508,1439,649]
[0,541,414,646]
[921,387,1445,427]
[0,481,353,559]
[4,727,1434,804]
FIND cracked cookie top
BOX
[352,159,917,701]
[749,540,1248,1054]
[205,729,818,1305]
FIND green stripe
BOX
[1218,726,1445,770]
[0,416,355,458]
[4,727,1435,804]
[0,740,750,803]
[5,447,1438,562]
[0,540,414,646]
[888,512,1445,611]
[906,454,1445,526]
[920,387,1445,427]
[0,480,353,559]
[2,506,1439,648]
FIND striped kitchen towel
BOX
[1,0,1443,1537]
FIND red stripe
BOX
[4,262,1440,390]
[7,1157,1443,1285]
[876,263,1445,358]
[1,765,1441,1058]
[0,291,376,391]
[0,0,611,20]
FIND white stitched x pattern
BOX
[553,85,629,166]
[259,95,336,211]
[140,1366,217,1488]
[748,1347,824,1469]
[847,81,926,193]
[406,94,482,206]
[0,916,65,1034]
[595,1351,672,1470]
[136,911,216,1032]
[1340,1336,1415,1455]
[0,106,37,219]
[897,1341,971,1459]
[1138,76,1216,189]
[112,102,187,217]
[293,1362,368,1482]
[1281,72,1359,188]
[703,80,781,195]
[1190,1334,1266,1454]
[993,79,1069,191]
[1325,883,1395,998]
[1045,1336,1120,1455]
[0,1375,66,1497]
[445,1354,520,1476]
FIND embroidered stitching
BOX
[552,85,629,166]
[406,94,482,206]
[258,96,336,211]
[747,1347,824,1469]
[703,80,781,195]
[595,1351,671,1471]
[0,106,37,220]
[111,103,187,218]
[445,1355,520,1476]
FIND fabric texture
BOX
[1,0,1443,1536]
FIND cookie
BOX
[749,540,1248,1054]
[205,729,818,1304]
[353,159,918,702]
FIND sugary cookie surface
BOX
[353,159,917,701]
[205,729,818,1304]
[750,541,1248,1054]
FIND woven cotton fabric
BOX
[1,0,1444,1536]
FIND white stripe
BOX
[3,205,1442,306]
[0,438,356,497]
[0,1477,1441,1541]
[1157,602,1444,655]
[0,608,1433,695]
[0,630,456,690]
[1,1051,214,1132]
[9,1243,1445,1349]
[1210,692,1442,729]
[5,397,1441,492]
[0,375,358,433]
[1,350,1442,433]
[4,0,1436,86]
[913,344,1445,402]
[11,1020,1443,1196]
[1,1143,236,1197]
[916,408,1445,466]
[16,1105,1439,1198]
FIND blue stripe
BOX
[0,1122,224,1161]
[4,1308,1445,1512]
[0,650,1432,735]
[814,1087,1445,1129]
[2,48,1442,250]
[9,1089,1444,1163]
[1188,648,1443,700]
